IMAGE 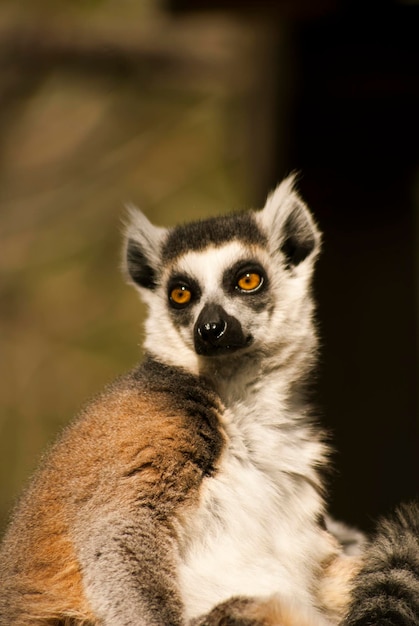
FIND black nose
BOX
[198,319,227,344]
[194,303,249,356]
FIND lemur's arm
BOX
[69,361,224,626]
[76,511,184,626]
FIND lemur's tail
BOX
[343,501,419,626]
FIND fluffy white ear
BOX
[256,175,321,267]
[123,205,168,290]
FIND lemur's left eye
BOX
[170,286,192,307]
[236,272,263,292]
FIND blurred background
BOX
[0,0,418,536]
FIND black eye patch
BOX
[167,274,201,307]
[166,273,201,326]
[222,260,268,297]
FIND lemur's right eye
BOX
[169,285,192,307]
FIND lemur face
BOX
[124,176,321,371]
[164,240,273,358]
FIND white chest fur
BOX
[177,385,333,621]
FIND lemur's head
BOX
[124,176,321,374]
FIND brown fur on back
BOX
[0,357,224,625]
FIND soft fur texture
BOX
[0,176,416,626]
[343,502,419,626]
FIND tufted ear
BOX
[123,205,168,290]
[256,175,321,268]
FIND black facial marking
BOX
[169,306,194,328]
[222,260,268,295]
[126,238,158,289]
[194,303,250,357]
[222,260,270,313]
[167,274,201,307]
[167,273,201,327]
[280,210,316,268]
[162,212,267,263]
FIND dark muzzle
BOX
[194,303,250,356]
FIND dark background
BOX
[295,4,419,529]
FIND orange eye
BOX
[170,286,192,306]
[237,272,263,292]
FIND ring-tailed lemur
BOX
[0,177,417,626]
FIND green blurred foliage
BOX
[0,3,258,533]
